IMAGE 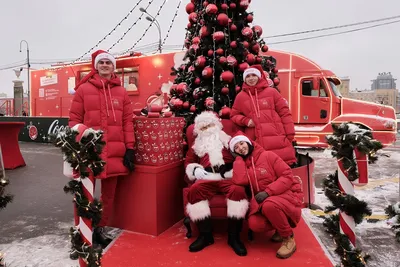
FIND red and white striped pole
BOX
[337,149,368,246]
[73,174,95,267]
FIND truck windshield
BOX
[328,80,342,97]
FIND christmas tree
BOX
[169,0,279,124]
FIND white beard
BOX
[193,126,231,167]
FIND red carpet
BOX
[102,218,333,267]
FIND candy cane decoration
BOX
[75,174,95,267]
[337,148,369,246]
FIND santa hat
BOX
[193,111,222,135]
[243,67,262,80]
[229,134,252,152]
[94,51,116,69]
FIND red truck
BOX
[29,50,397,147]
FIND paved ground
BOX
[0,137,399,267]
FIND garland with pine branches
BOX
[322,122,383,267]
[50,126,106,267]
[385,202,400,242]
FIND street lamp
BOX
[139,8,162,53]
[19,40,30,116]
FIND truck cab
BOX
[263,50,397,147]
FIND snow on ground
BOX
[303,149,400,267]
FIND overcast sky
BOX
[0,0,399,97]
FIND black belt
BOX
[204,163,233,178]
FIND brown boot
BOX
[276,235,296,259]
[270,231,283,243]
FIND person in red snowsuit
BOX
[229,133,303,259]
[185,111,249,256]
[230,65,297,166]
[69,50,135,248]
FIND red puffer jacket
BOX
[232,140,303,225]
[230,65,296,165]
[69,73,135,179]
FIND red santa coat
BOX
[232,141,303,226]
[230,65,296,165]
[184,120,238,183]
[69,73,135,179]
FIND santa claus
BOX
[185,111,249,256]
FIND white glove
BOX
[194,168,209,180]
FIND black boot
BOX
[228,218,247,256]
[93,227,113,248]
[189,217,214,252]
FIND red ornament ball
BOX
[273,77,280,86]
[213,31,225,42]
[216,48,224,55]
[230,24,237,31]
[186,3,195,14]
[190,105,196,113]
[242,27,253,39]
[261,45,269,52]
[217,13,229,26]
[195,56,206,68]
[219,106,231,118]
[230,41,237,48]
[253,25,263,37]
[227,55,237,67]
[220,71,234,83]
[208,50,214,57]
[239,62,249,72]
[246,14,253,22]
[221,87,229,95]
[202,66,213,78]
[221,3,228,10]
[205,4,218,14]
[194,77,201,85]
[188,65,195,72]
[176,82,187,94]
[246,54,255,64]
[272,68,278,74]
[229,3,236,9]
[219,56,227,64]
[187,23,192,29]
[235,85,242,93]
[205,97,215,109]
[239,0,250,10]
[252,43,260,53]
[175,99,183,108]
[203,1,209,7]
[189,12,198,23]
[183,101,190,109]
[242,41,249,48]
[200,26,210,38]
[192,37,201,44]
[256,56,262,63]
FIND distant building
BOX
[346,73,398,112]
[371,72,397,90]
[0,92,7,98]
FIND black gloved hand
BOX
[123,149,135,172]
[255,191,269,204]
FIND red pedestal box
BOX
[110,160,186,236]
[292,153,315,206]
[133,117,186,166]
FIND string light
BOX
[152,0,183,54]
[107,0,156,52]
[73,0,144,62]
[119,0,169,56]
